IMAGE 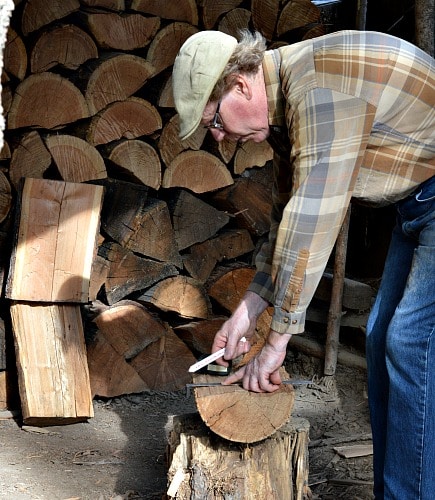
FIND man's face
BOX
[201,81,270,144]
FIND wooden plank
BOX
[10,302,94,425]
[6,178,103,302]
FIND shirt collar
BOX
[262,49,286,128]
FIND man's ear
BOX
[228,74,252,100]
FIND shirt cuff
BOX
[271,307,306,334]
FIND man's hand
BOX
[211,291,269,366]
[223,329,292,392]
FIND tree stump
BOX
[167,412,311,499]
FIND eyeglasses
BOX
[204,100,224,130]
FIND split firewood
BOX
[192,369,294,443]
[233,140,273,174]
[129,327,196,391]
[87,331,149,398]
[92,299,167,359]
[10,302,93,425]
[0,172,11,224]
[1,80,13,116]
[211,173,272,236]
[6,178,104,303]
[89,253,109,301]
[4,28,27,80]
[80,0,125,10]
[30,24,98,73]
[84,54,156,115]
[81,11,160,51]
[251,0,280,41]
[98,241,179,304]
[136,276,211,319]
[21,0,81,36]
[158,114,207,167]
[157,74,174,108]
[146,22,198,75]
[8,72,89,129]
[45,134,107,183]
[183,228,254,282]
[131,0,199,25]
[86,97,161,146]
[0,140,11,161]
[100,180,181,266]
[106,139,162,189]
[162,150,233,193]
[201,0,244,30]
[217,137,237,164]
[170,189,230,250]
[174,317,228,355]
[218,8,251,38]
[9,131,51,190]
[276,0,321,37]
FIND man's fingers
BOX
[222,366,245,385]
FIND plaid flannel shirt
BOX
[248,30,435,334]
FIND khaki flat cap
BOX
[172,31,238,141]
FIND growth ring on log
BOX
[192,371,295,443]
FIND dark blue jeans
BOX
[366,175,435,499]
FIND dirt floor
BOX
[0,329,374,500]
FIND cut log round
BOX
[8,73,89,129]
[9,130,52,190]
[157,74,174,108]
[276,0,321,36]
[21,0,80,36]
[83,12,160,51]
[137,276,210,319]
[107,139,161,189]
[233,139,273,174]
[30,24,98,73]
[4,28,27,80]
[131,0,199,25]
[45,134,107,183]
[87,97,161,146]
[251,0,280,41]
[162,150,233,193]
[218,8,251,38]
[174,317,227,355]
[85,54,156,115]
[192,370,295,443]
[0,171,12,224]
[158,114,206,167]
[146,22,198,75]
[201,0,244,30]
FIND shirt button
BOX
[283,318,289,323]
[292,319,298,325]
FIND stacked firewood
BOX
[1,0,361,409]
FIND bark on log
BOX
[30,24,98,73]
[8,73,89,129]
[167,412,310,499]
